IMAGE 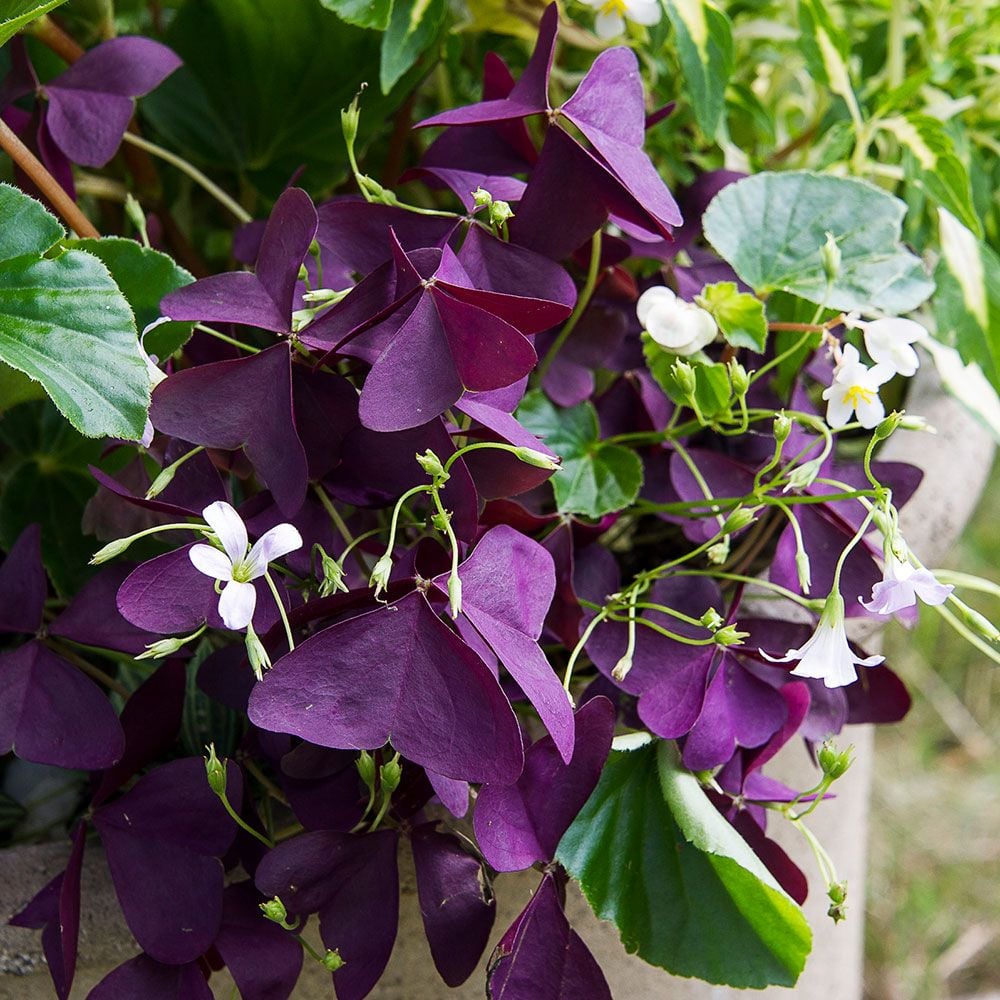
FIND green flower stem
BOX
[669,569,824,610]
[385,485,435,557]
[121,132,252,224]
[931,571,1000,600]
[264,571,295,653]
[194,324,262,354]
[430,485,462,610]
[537,230,602,381]
[606,613,718,645]
[563,609,608,694]
[313,484,372,575]
[830,507,877,594]
[443,441,520,473]
[218,788,274,848]
[295,934,327,966]
[628,601,715,629]
[671,440,727,535]
[931,602,1000,667]
[43,640,131,699]
[748,331,817,387]
[789,816,837,887]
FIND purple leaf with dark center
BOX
[474,696,615,871]
[92,758,242,964]
[88,953,214,1000]
[279,743,366,832]
[434,524,575,762]
[9,824,86,1000]
[248,590,524,783]
[163,189,317,332]
[42,37,181,167]
[0,641,124,769]
[845,662,911,723]
[410,823,496,986]
[290,366,359,480]
[0,523,46,633]
[213,882,304,1000]
[255,829,400,1000]
[487,873,612,1000]
[150,344,309,515]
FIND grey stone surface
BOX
[1,363,992,999]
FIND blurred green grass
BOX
[865,460,1000,1000]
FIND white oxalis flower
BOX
[189,501,302,630]
[845,314,927,377]
[581,0,661,39]
[761,592,884,689]
[861,549,952,615]
[822,343,893,429]
[637,286,717,357]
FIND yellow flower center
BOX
[600,0,628,17]
[843,384,874,408]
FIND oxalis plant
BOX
[0,0,998,997]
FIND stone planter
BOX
[1,364,993,1000]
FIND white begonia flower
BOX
[821,343,893,429]
[637,285,717,357]
[761,592,884,689]
[189,501,302,631]
[860,548,952,616]
[581,0,661,39]
[845,314,926,377]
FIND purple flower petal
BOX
[248,590,524,783]
[0,523,46,634]
[0,640,124,769]
[93,758,241,964]
[488,872,612,1000]
[255,829,400,1000]
[150,345,308,515]
[474,696,615,871]
[9,823,85,1000]
[442,524,575,762]
[410,823,496,986]
[88,954,213,1000]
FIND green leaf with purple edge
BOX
[556,740,812,989]
[517,390,643,519]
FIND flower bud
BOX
[897,413,934,433]
[952,600,999,644]
[513,446,561,470]
[821,231,842,283]
[379,755,402,794]
[341,91,363,146]
[714,624,748,646]
[322,949,345,972]
[447,572,462,619]
[489,200,514,228]
[773,411,792,444]
[472,186,492,208]
[827,900,848,924]
[356,750,376,789]
[707,539,730,564]
[415,449,448,481]
[259,896,293,928]
[721,505,759,534]
[136,636,187,660]
[145,465,176,500]
[317,549,348,598]
[782,458,822,492]
[827,880,848,905]
[818,739,854,779]
[369,554,393,598]
[727,359,750,396]
[699,607,724,631]
[245,623,271,681]
[872,411,903,442]
[795,550,812,594]
[297,264,309,282]
[671,358,697,399]
[611,654,633,682]
[89,536,132,565]
[204,743,227,796]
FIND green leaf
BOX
[0,0,69,48]
[663,0,734,140]
[703,171,934,314]
[556,741,812,988]
[697,281,768,351]
[933,208,1000,396]
[380,0,445,93]
[642,336,732,419]
[882,115,982,238]
[0,184,150,439]
[0,183,64,258]
[797,0,860,122]
[517,390,643,519]
[66,237,195,358]
[319,0,392,30]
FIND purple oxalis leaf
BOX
[255,829,400,1000]
[474,696,615,871]
[0,641,124,769]
[88,953,214,1000]
[0,523,46,634]
[410,823,496,987]
[248,590,524,783]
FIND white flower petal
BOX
[594,9,625,37]
[245,523,304,578]
[636,286,676,327]
[824,390,854,428]
[627,0,662,25]
[855,394,885,429]
[202,501,248,564]
[909,570,953,606]
[189,543,234,581]
[218,580,257,630]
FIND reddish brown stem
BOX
[28,15,85,62]
[0,118,100,237]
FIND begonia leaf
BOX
[703,172,934,313]
[487,873,611,1000]
[380,0,447,93]
[518,390,643,518]
[255,829,400,1000]
[411,823,496,986]
[556,741,812,988]
[474,696,615,871]
[248,590,524,783]
[0,640,124,769]
[93,758,242,964]
[0,1,70,48]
